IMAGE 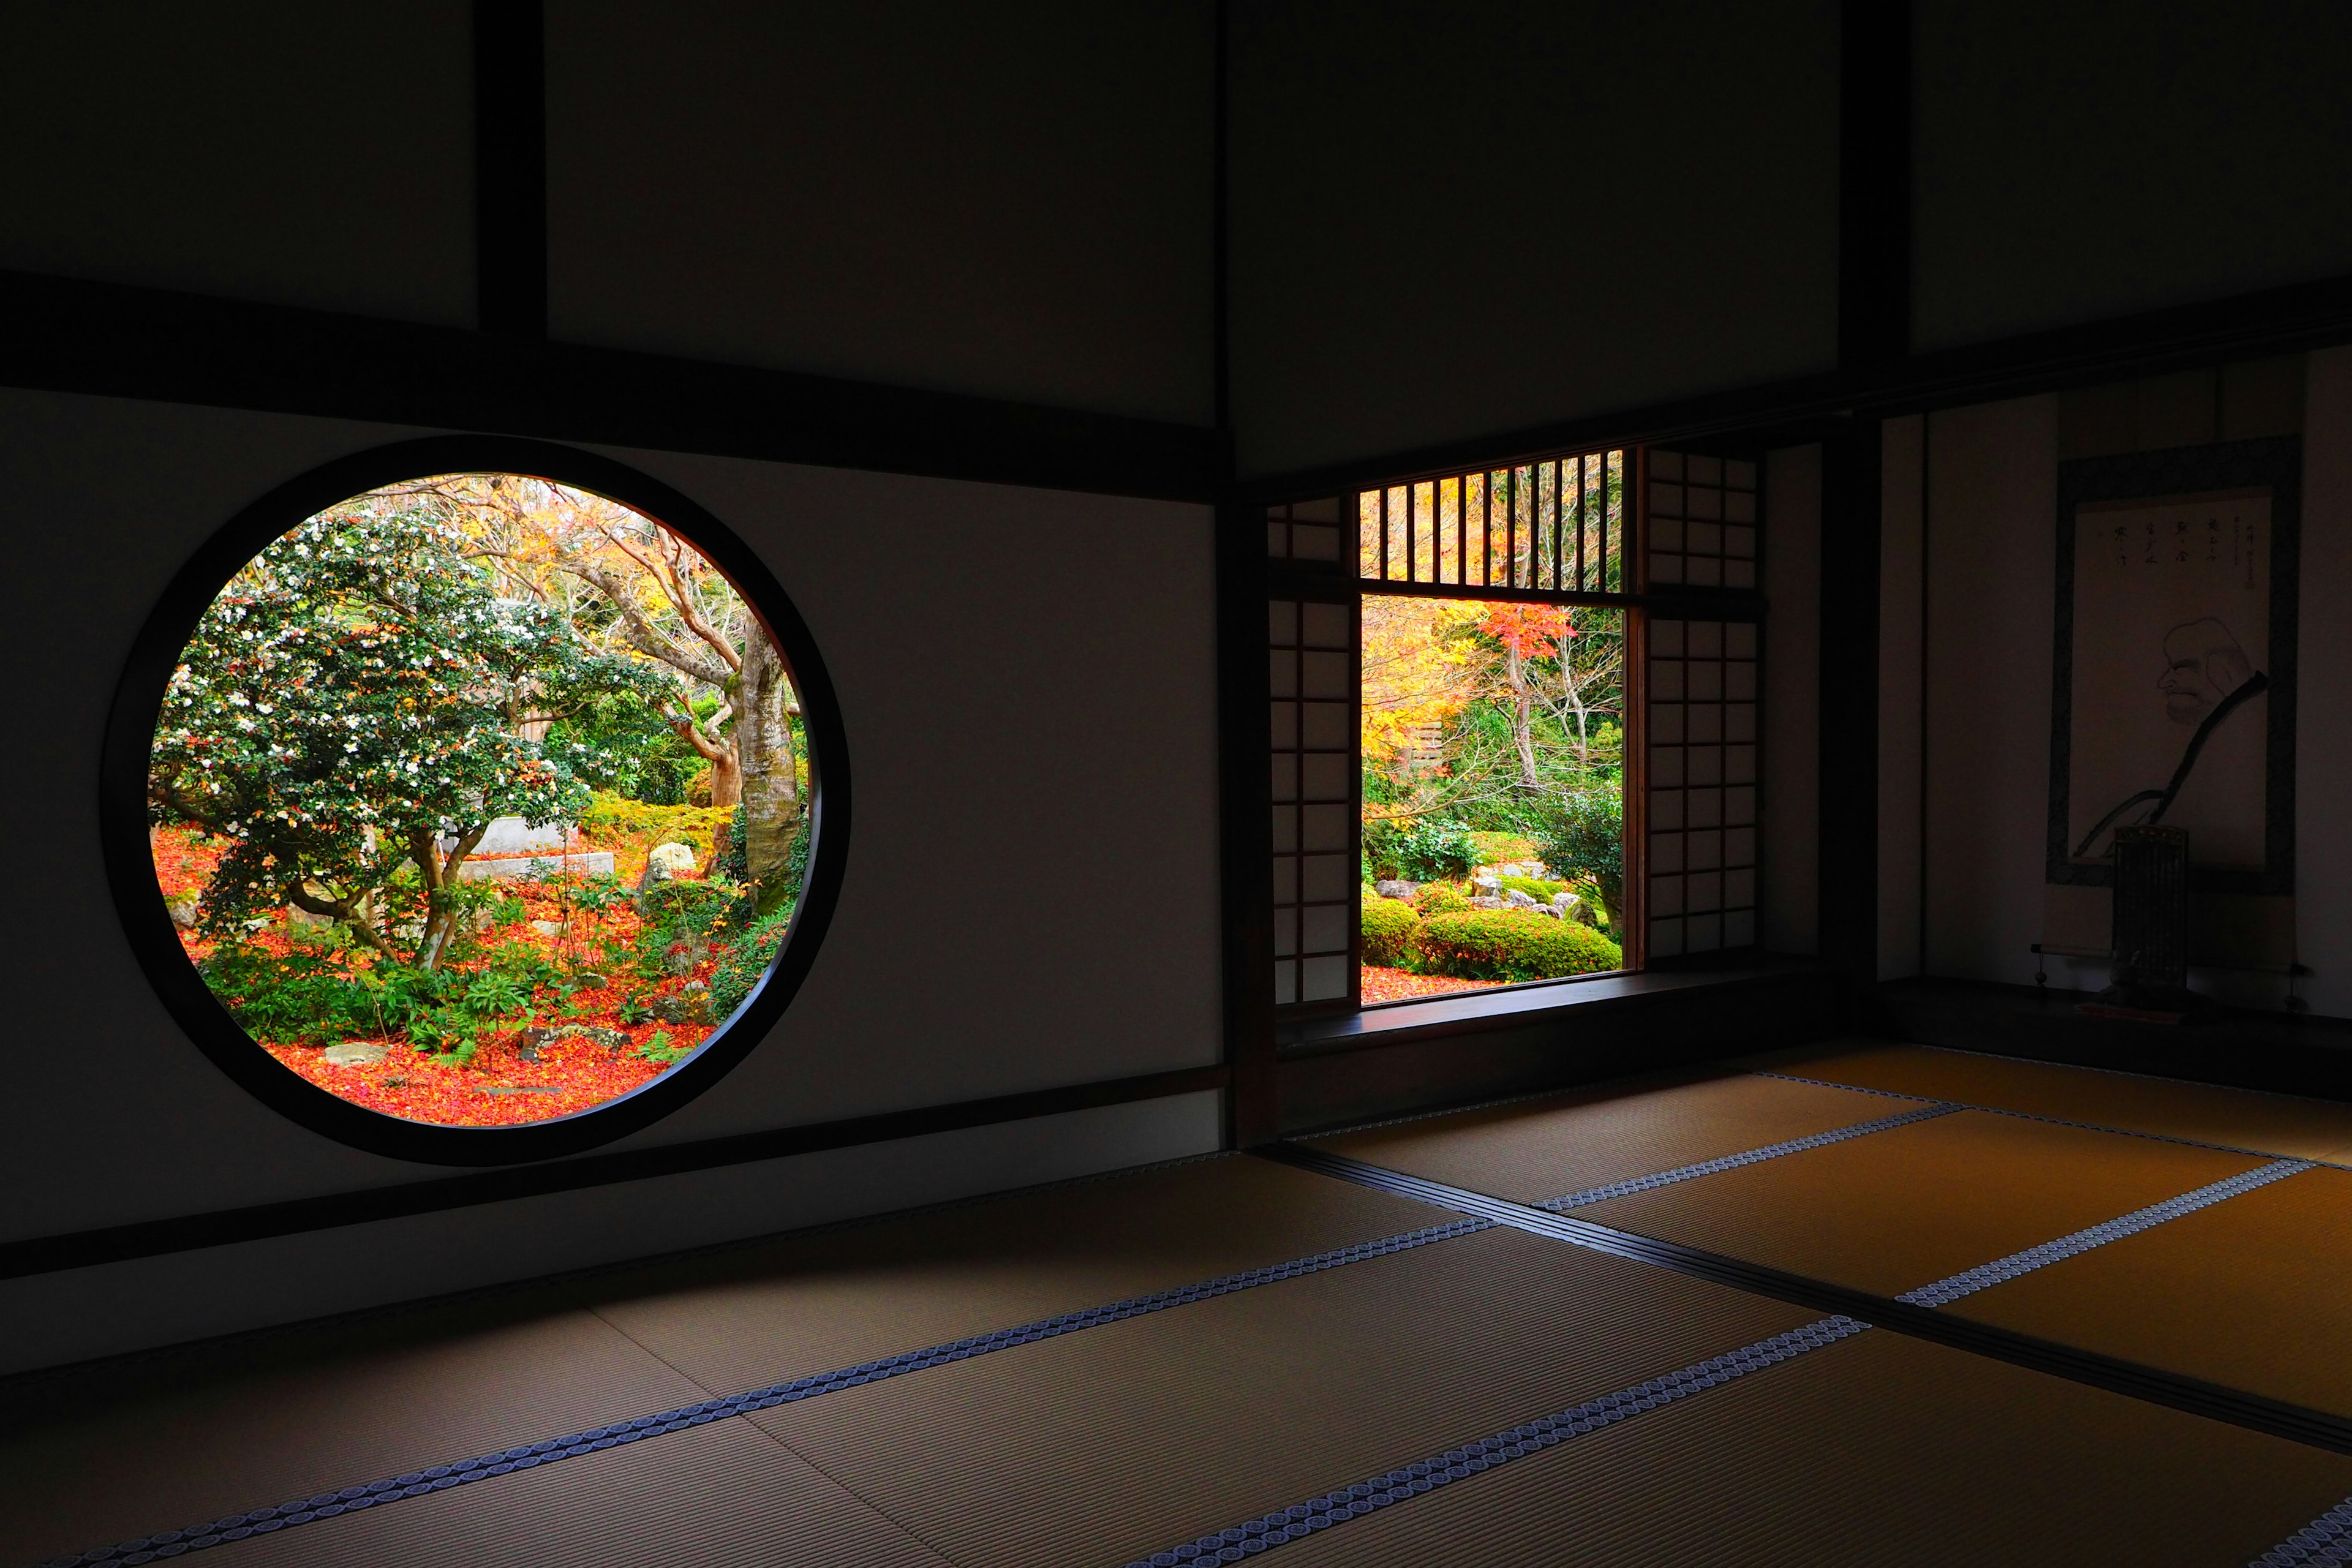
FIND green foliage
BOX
[636,1030,690,1065]
[151,500,669,964]
[1524,786,1625,922]
[1409,883,1472,918]
[707,907,794,1017]
[1359,896,1420,967]
[1362,815,1479,881]
[545,693,704,802]
[1412,910,1621,984]
[1496,875,1566,903]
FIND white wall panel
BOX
[1762,445,1820,956]
[0,2,474,325]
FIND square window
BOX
[1268,601,1298,644]
[1689,661,1723,700]
[1650,916,1686,957]
[1302,701,1351,748]
[1650,873,1685,915]
[1651,451,1686,481]
[1687,454,1723,485]
[1689,621,1722,658]
[1650,745,1686,787]
[1650,660,1685,699]
[1687,703,1722,744]
[1651,703,1686,744]
[1301,752,1351,801]
[1725,909,1757,946]
[1272,858,1297,904]
[1274,962,1298,1006]
[1272,908,1298,957]
[1302,803,1351,851]
[1651,831,1686,873]
[1689,486,1723,522]
[1270,805,1298,853]
[1302,854,1352,902]
[1686,911,1724,952]
[1686,556,1724,587]
[1651,620,1685,656]
[1270,703,1298,747]
[1686,829,1723,870]
[1649,788,1686,830]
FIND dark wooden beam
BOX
[0,269,1223,501]
[1818,421,1883,998]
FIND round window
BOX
[105,439,846,1164]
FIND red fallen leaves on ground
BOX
[151,824,723,1128]
[1359,965,1501,1004]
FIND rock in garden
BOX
[1374,880,1420,900]
[530,919,565,938]
[515,1026,554,1062]
[1470,895,1507,911]
[663,937,709,976]
[1554,891,1597,927]
[652,993,710,1025]
[1472,876,1501,894]
[553,1024,630,1050]
[1505,888,1540,909]
[572,972,608,990]
[167,897,200,930]
[323,1041,387,1067]
[638,842,698,892]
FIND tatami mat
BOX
[0,1309,708,1568]
[199,1417,951,1568]
[1307,1072,1907,1206]
[1264,1324,2352,1568]
[587,1153,1448,1395]
[753,1224,1817,1568]
[1951,1163,2352,1418]
[1572,1107,2263,1297]
[0,1156,1444,1568]
[1781,1040,2352,1163]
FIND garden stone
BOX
[530,919,565,938]
[638,842,698,892]
[554,1024,630,1050]
[167,897,200,931]
[1554,891,1598,927]
[573,972,608,990]
[287,904,336,927]
[1470,895,1507,910]
[662,937,709,976]
[1505,888,1540,910]
[1471,876,1502,895]
[323,1041,386,1068]
[652,992,710,1025]
[514,1027,553,1062]
[1374,880,1420,901]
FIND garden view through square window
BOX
[147,472,813,1127]
[1355,458,1629,1003]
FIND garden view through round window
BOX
[146,470,816,1129]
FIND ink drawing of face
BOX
[2157,618,2255,725]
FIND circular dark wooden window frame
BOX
[100,436,851,1166]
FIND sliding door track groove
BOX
[1261,1142,2352,1457]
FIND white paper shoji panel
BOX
[1647,451,1759,589]
[1266,498,1344,564]
[1270,597,1356,1006]
[1647,618,1760,959]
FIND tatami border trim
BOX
[1540,1104,1960,1210]
[1118,1315,1869,1567]
[1268,1144,2352,1457]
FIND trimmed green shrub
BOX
[1414,910,1621,983]
[1410,882,1472,917]
[1359,897,1420,967]
[578,792,736,856]
[1496,874,1566,903]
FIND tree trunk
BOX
[733,633,802,914]
[706,749,743,807]
[410,823,486,971]
[1504,647,1540,788]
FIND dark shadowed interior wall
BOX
[1913,1,2352,349]
[545,0,1217,422]
[1226,0,1840,480]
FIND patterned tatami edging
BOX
[1119,1315,1870,1567]
[2256,1495,2352,1566]
[32,1219,1494,1568]
[1755,1071,2352,1170]
[1538,1104,1960,1211]
[1268,1144,2352,1456]
[1898,1159,2312,1306]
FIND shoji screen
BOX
[1268,490,1358,1010]
[1646,617,1762,958]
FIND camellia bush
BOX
[151,502,665,968]
[1413,910,1621,984]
